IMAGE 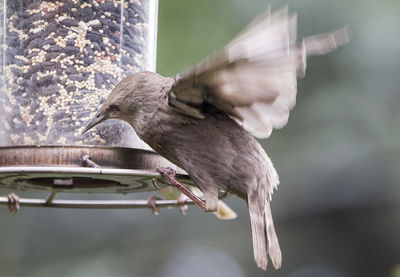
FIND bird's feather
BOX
[171,7,349,138]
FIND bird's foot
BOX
[147,196,162,215]
[156,167,207,211]
[7,193,20,214]
[82,155,101,168]
[151,178,161,190]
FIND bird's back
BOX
[142,109,276,199]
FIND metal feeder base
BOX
[0,145,189,194]
[0,146,200,210]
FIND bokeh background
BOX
[1,0,400,276]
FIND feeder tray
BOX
[0,145,209,210]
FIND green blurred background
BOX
[1,0,400,276]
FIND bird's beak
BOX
[82,112,109,134]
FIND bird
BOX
[83,7,349,270]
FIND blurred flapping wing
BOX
[170,7,349,138]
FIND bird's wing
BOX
[170,7,349,138]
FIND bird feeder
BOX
[0,0,192,210]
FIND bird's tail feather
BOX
[248,191,281,270]
[265,200,282,269]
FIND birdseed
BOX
[0,0,155,147]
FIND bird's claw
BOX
[151,178,160,190]
[7,193,20,214]
[156,167,176,182]
[157,167,207,211]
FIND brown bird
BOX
[83,7,349,270]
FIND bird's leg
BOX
[157,167,207,211]
[147,196,162,215]
[7,193,20,214]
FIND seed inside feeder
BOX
[0,0,157,147]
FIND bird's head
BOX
[82,71,171,134]
[82,75,133,134]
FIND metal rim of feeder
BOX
[0,145,189,192]
[0,195,200,209]
[0,145,222,210]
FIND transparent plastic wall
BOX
[0,0,158,147]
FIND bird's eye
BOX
[108,104,120,112]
